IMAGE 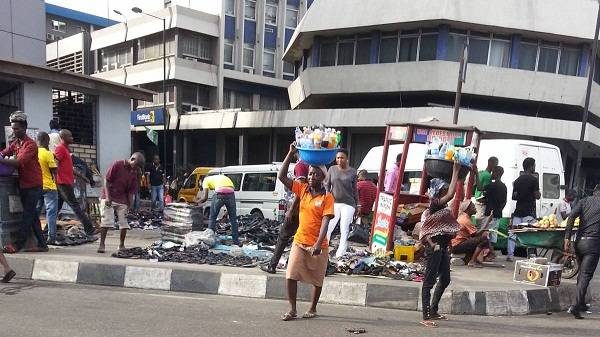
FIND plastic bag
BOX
[184,228,216,248]
[348,224,370,244]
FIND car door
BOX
[538,147,563,217]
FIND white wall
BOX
[96,94,132,173]
[0,0,46,65]
[22,81,53,130]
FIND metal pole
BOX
[573,3,600,194]
[453,43,468,125]
[162,18,168,178]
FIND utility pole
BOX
[453,42,468,125]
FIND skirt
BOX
[286,243,329,287]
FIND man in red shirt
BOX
[54,129,95,236]
[357,170,377,226]
[97,153,145,253]
[0,112,47,252]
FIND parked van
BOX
[358,139,565,218]
[206,163,295,220]
[177,167,214,203]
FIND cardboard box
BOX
[513,260,562,287]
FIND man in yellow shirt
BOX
[36,132,59,245]
[196,175,239,246]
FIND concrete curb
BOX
[6,256,588,316]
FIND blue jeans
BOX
[37,190,58,241]
[132,191,141,213]
[150,185,164,210]
[209,193,238,243]
[18,187,46,250]
[508,216,535,257]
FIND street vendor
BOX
[418,161,461,328]
[196,174,240,246]
[278,142,334,322]
[451,200,490,268]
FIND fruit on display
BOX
[536,214,559,229]
[559,217,580,228]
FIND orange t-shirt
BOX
[292,181,335,249]
[451,213,478,247]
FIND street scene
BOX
[1,0,600,336]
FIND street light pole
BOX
[573,3,600,195]
[453,42,469,125]
[132,7,168,177]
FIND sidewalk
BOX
[5,229,596,316]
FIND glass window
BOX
[468,37,490,65]
[243,44,254,68]
[225,174,243,191]
[489,39,511,68]
[559,46,579,76]
[538,46,559,73]
[286,5,298,28]
[379,35,398,63]
[223,89,232,108]
[355,39,371,65]
[276,98,290,110]
[225,0,235,15]
[518,42,538,71]
[182,85,197,104]
[224,39,234,64]
[447,33,467,62]
[235,92,252,110]
[181,33,212,62]
[260,96,276,110]
[320,41,336,66]
[183,174,197,189]
[337,40,355,65]
[419,34,438,61]
[52,20,66,33]
[242,173,277,191]
[283,61,295,75]
[244,0,256,20]
[263,49,275,72]
[137,33,174,62]
[399,36,418,62]
[265,0,278,25]
[542,173,560,199]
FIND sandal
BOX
[467,262,483,268]
[429,313,448,320]
[302,311,317,319]
[2,270,16,283]
[420,320,438,328]
[281,312,297,321]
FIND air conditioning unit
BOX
[243,68,255,74]
[47,33,55,41]
[181,104,205,112]
[190,105,204,112]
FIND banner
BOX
[370,193,395,252]
[145,126,158,145]
[131,108,165,126]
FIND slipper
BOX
[420,320,438,328]
[467,263,483,268]
[281,312,297,321]
[429,314,448,321]
[2,270,16,283]
[302,311,317,319]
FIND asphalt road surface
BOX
[1,280,598,337]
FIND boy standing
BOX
[36,132,59,245]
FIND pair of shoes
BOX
[47,239,60,246]
[1,270,16,283]
[259,264,276,274]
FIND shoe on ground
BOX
[506,256,514,262]
[47,239,60,246]
[1,270,16,283]
[259,264,276,274]
[568,306,584,319]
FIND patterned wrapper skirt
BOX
[286,242,329,287]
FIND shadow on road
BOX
[0,282,36,296]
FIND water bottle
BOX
[439,143,447,160]
[294,127,302,143]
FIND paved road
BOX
[0,280,598,337]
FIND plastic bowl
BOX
[424,158,471,181]
[297,148,338,166]
[0,163,15,176]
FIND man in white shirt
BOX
[557,189,577,223]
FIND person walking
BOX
[325,149,359,258]
[147,155,165,211]
[36,132,59,245]
[0,112,47,253]
[196,174,240,246]
[507,158,540,262]
[419,162,461,328]
[54,129,96,237]
[261,156,309,274]
[564,184,600,319]
[357,169,377,226]
[97,153,145,253]
[0,251,15,282]
[278,143,334,321]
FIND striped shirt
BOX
[566,195,600,239]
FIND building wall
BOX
[0,0,46,65]
[22,81,53,130]
[46,14,92,41]
[96,93,132,173]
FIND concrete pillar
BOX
[216,133,226,167]
[96,93,131,173]
[238,132,248,165]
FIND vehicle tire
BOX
[560,255,579,279]
[251,209,264,219]
[179,198,187,203]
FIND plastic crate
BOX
[394,243,415,262]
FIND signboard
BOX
[130,108,165,126]
[388,126,408,141]
[513,261,562,287]
[371,192,395,252]
[413,128,467,146]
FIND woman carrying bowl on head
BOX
[325,148,359,258]
[278,142,335,321]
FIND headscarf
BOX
[9,111,27,123]
[459,200,473,214]
[428,178,448,198]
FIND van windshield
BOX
[366,171,423,193]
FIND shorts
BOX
[100,199,130,229]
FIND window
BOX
[379,33,398,63]
[276,97,290,110]
[139,83,175,107]
[337,37,355,65]
[286,4,298,28]
[100,47,131,71]
[224,89,232,108]
[320,40,336,66]
[47,33,55,41]
[447,31,467,62]
[52,20,66,33]
[137,34,174,62]
[224,39,234,65]
[260,96,276,110]
[244,0,256,20]
[518,40,538,71]
[355,38,371,65]
[542,173,560,199]
[181,84,210,107]
[418,33,438,61]
[489,37,511,68]
[225,0,235,16]
[243,44,255,70]
[234,92,252,110]
[265,0,278,25]
[224,174,243,191]
[468,35,490,65]
[398,34,418,62]
[559,46,579,76]
[263,48,275,75]
[181,33,212,62]
[283,61,295,79]
[183,174,197,189]
[538,45,559,73]
[242,173,277,191]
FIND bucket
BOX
[424,158,470,180]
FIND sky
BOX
[45,0,222,22]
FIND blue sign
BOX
[130,108,165,126]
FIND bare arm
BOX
[312,214,334,255]
[278,143,296,190]
[0,158,19,167]
[439,161,461,205]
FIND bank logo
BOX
[137,110,156,124]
